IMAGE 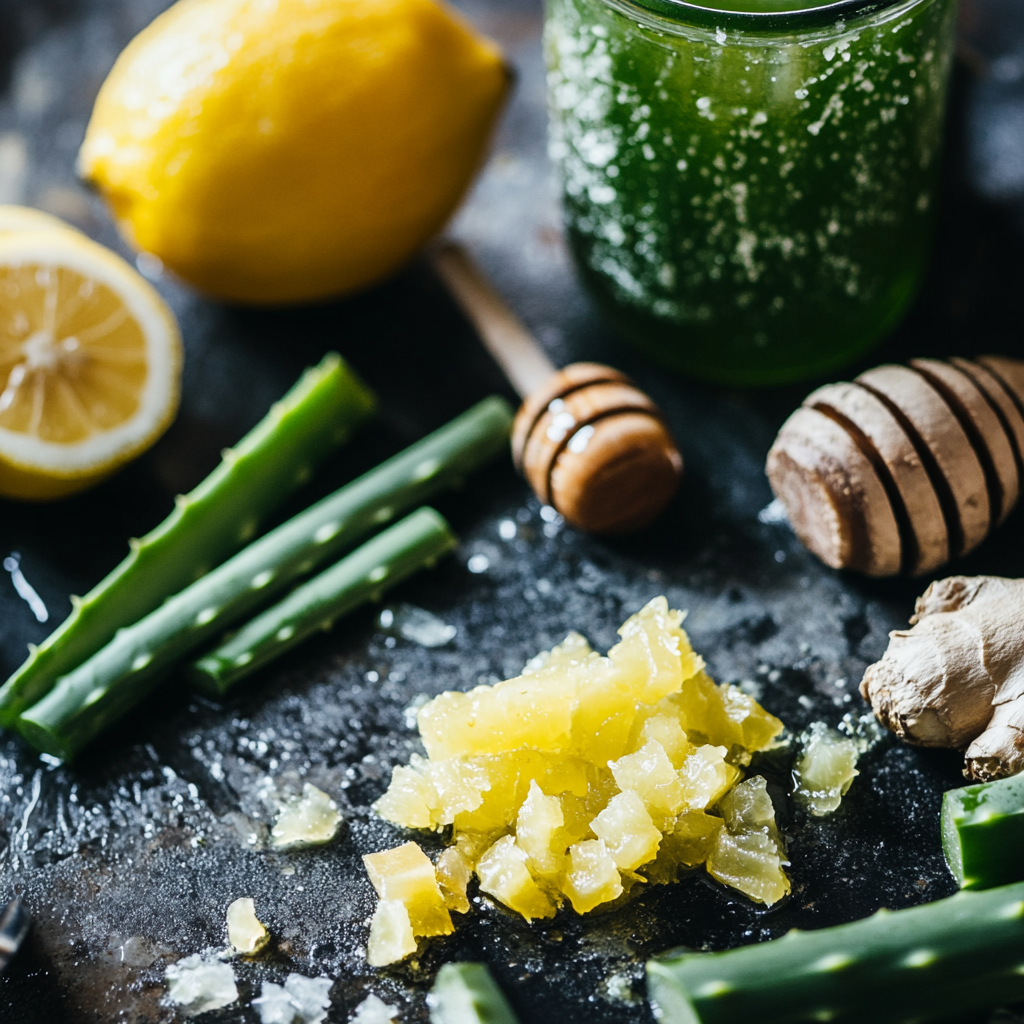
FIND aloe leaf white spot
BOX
[414,458,441,481]
[902,950,936,968]
[314,523,340,544]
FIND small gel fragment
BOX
[165,953,238,1015]
[792,721,861,816]
[253,973,333,1024]
[227,897,269,954]
[271,783,343,850]
[351,993,399,1023]
[380,603,456,647]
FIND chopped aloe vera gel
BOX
[477,834,558,920]
[270,784,343,850]
[165,954,238,1015]
[364,842,453,939]
[191,507,457,693]
[427,962,521,1024]
[706,776,789,906]
[792,722,862,817]
[366,899,417,968]
[435,847,473,914]
[226,897,269,955]
[17,397,509,759]
[380,603,457,647]
[0,352,375,725]
[942,773,1024,890]
[647,879,1024,1024]
[372,597,789,941]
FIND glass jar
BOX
[544,0,958,385]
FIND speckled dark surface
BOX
[1,0,1024,1021]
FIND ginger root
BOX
[860,576,1024,781]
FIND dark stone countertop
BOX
[1,0,1024,1020]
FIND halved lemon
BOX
[0,205,81,238]
[0,229,182,500]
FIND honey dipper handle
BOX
[432,241,556,399]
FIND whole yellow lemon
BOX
[78,0,509,305]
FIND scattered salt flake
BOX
[270,784,343,850]
[254,974,333,1024]
[254,983,295,1024]
[165,954,237,1015]
[600,970,641,1005]
[350,993,399,1023]
[838,710,886,751]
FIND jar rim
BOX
[604,0,925,32]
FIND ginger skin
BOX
[860,576,1024,781]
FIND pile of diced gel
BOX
[364,597,788,966]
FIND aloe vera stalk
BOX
[647,880,1024,1024]
[190,507,455,694]
[17,397,513,759]
[942,774,1024,890]
[427,963,521,1024]
[0,353,375,726]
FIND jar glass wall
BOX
[544,0,959,385]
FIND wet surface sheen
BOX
[1,0,1024,1020]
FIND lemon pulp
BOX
[0,228,181,499]
[0,265,147,442]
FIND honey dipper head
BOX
[511,363,683,534]
[766,355,1024,576]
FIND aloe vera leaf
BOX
[0,352,376,726]
[16,397,513,759]
[941,774,1024,890]
[427,963,521,1024]
[190,507,456,694]
[646,880,1024,1024]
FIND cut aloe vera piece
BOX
[190,507,457,694]
[648,879,1024,1024]
[427,962,520,1024]
[942,773,1024,890]
[17,398,511,759]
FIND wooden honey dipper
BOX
[432,241,683,534]
[767,356,1024,577]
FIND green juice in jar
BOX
[545,0,958,385]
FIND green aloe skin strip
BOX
[427,962,521,1024]
[647,880,1024,1024]
[942,774,1024,890]
[0,352,377,725]
[190,507,456,694]
[16,396,513,759]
